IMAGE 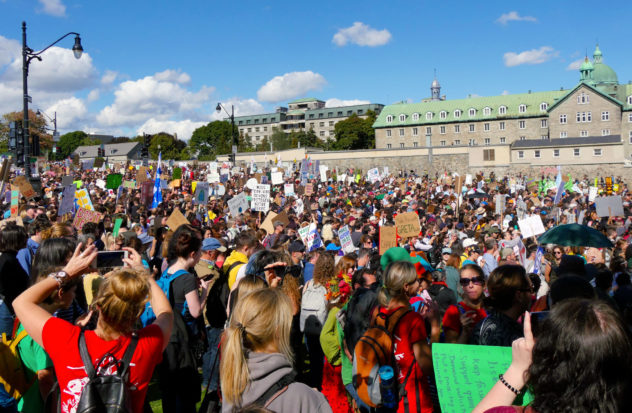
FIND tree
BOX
[81,136,101,146]
[148,133,188,160]
[58,131,88,158]
[189,121,233,159]
[110,136,131,143]
[270,128,292,151]
[332,110,377,150]
[0,110,52,155]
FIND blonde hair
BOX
[378,261,417,307]
[93,268,150,334]
[40,222,74,240]
[220,288,293,407]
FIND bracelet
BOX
[498,373,521,395]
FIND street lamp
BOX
[216,103,237,164]
[22,21,83,178]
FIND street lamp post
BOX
[216,103,237,164]
[37,109,58,159]
[22,21,83,177]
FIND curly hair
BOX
[527,299,632,412]
[312,252,335,287]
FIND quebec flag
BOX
[151,152,163,209]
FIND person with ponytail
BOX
[220,288,332,413]
[13,244,173,413]
[377,260,435,413]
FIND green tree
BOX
[189,120,233,159]
[0,110,52,155]
[332,110,377,150]
[110,136,131,143]
[58,131,88,158]
[81,136,101,146]
[148,133,187,160]
[270,128,292,151]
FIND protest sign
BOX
[61,176,74,187]
[394,212,421,239]
[319,165,328,182]
[295,198,304,215]
[81,159,94,171]
[168,179,181,188]
[75,188,94,211]
[517,215,546,238]
[465,174,473,185]
[94,158,104,168]
[284,183,295,196]
[379,226,397,255]
[260,175,268,185]
[495,194,505,215]
[112,218,123,237]
[165,208,189,231]
[73,208,102,231]
[577,209,586,225]
[122,180,136,189]
[271,172,283,185]
[140,181,154,207]
[10,190,19,217]
[338,225,355,254]
[193,182,209,205]
[106,173,122,190]
[305,183,314,196]
[137,166,149,184]
[298,225,310,245]
[95,179,106,189]
[367,168,380,184]
[12,176,36,199]
[260,211,278,234]
[588,186,598,202]
[595,196,624,217]
[58,185,76,216]
[207,172,220,183]
[173,167,182,180]
[433,343,532,413]
[245,178,258,190]
[251,184,271,212]
[307,223,323,251]
[227,192,249,216]
[275,210,290,227]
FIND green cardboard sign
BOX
[173,167,182,180]
[106,173,122,190]
[113,218,123,237]
[432,343,532,413]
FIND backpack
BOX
[343,285,379,353]
[352,307,414,408]
[0,329,34,400]
[299,280,328,335]
[206,261,244,329]
[76,330,138,413]
[140,269,189,327]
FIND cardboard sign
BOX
[284,183,295,196]
[73,208,102,231]
[168,179,181,188]
[275,210,290,227]
[227,192,249,217]
[12,176,36,199]
[10,189,19,217]
[173,167,182,180]
[379,226,397,255]
[517,215,546,238]
[305,183,314,196]
[106,174,122,190]
[94,157,104,168]
[260,211,278,234]
[58,185,76,216]
[165,208,189,231]
[271,172,283,185]
[595,196,624,217]
[338,225,355,254]
[137,166,150,184]
[75,188,94,211]
[113,218,123,237]
[251,184,271,213]
[394,212,421,239]
[433,343,532,413]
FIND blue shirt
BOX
[17,238,39,277]
[303,262,315,284]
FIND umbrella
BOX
[537,223,613,248]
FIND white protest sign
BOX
[338,174,346,183]
[284,183,295,196]
[517,215,546,238]
[207,172,220,183]
[246,178,258,190]
[271,172,283,185]
[209,162,218,171]
[95,179,106,189]
[251,184,271,212]
[338,225,355,254]
[465,174,473,185]
[220,167,230,177]
[588,186,598,202]
[367,168,380,184]
[595,196,624,217]
[495,194,505,215]
[298,225,310,245]
[319,165,328,182]
[383,167,389,178]
[295,198,304,215]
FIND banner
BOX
[73,208,101,231]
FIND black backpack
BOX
[343,284,379,354]
[206,261,244,328]
[76,330,138,413]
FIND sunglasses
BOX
[459,276,485,287]
[554,251,562,255]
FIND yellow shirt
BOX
[223,250,248,289]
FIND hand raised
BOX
[63,243,98,278]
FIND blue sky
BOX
[0,0,630,140]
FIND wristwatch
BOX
[48,271,69,287]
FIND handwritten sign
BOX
[394,212,421,239]
[137,166,150,184]
[284,183,295,196]
[517,215,545,238]
[260,211,278,234]
[58,185,76,216]
[73,208,102,231]
[595,196,624,217]
[227,192,249,217]
[305,183,314,196]
[338,225,355,254]
[12,176,36,199]
[165,208,189,231]
[271,172,283,185]
[379,226,397,255]
[251,184,270,213]
[367,168,380,184]
[75,188,94,211]
[10,190,19,217]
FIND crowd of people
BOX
[1,157,632,413]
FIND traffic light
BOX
[8,121,18,151]
[141,146,149,159]
[31,134,40,157]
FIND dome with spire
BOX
[591,45,618,85]
[431,78,440,88]
[580,56,593,71]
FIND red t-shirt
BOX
[379,307,433,413]
[42,317,164,413]
[442,301,488,333]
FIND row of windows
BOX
[238,117,278,126]
[517,148,602,159]
[386,103,546,123]
[307,109,361,119]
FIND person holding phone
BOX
[442,264,488,344]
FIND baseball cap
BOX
[441,247,452,255]
[462,238,478,248]
[202,237,227,252]
[288,240,306,253]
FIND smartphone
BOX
[96,251,128,268]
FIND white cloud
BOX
[153,69,190,85]
[501,90,510,95]
[101,70,118,86]
[136,118,207,141]
[87,89,100,102]
[45,97,88,129]
[96,70,215,127]
[332,22,392,47]
[0,36,20,67]
[257,71,326,102]
[503,46,558,67]
[325,98,370,108]
[212,98,265,121]
[566,58,584,71]
[37,0,66,17]
[496,11,537,25]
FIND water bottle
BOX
[378,365,398,409]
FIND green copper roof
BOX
[373,90,568,128]
[580,57,593,71]
[287,97,323,104]
[547,81,624,112]
[592,62,618,85]
[287,109,305,115]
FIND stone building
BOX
[373,46,632,167]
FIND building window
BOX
[518,104,526,113]
[577,92,589,104]
[576,112,592,122]
[426,127,432,135]
[541,119,548,128]
[560,131,567,138]
[628,96,632,104]
[440,111,447,119]
[483,149,495,161]
[440,140,446,146]
[386,115,393,123]
[399,114,406,122]
[308,114,314,119]
[629,113,632,122]
[594,148,602,156]
[499,121,505,130]
[484,123,490,131]
[246,120,251,124]
[484,138,491,145]
[574,148,580,157]
[553,149,560,157]
[327,121,333,126]
[319,122,325,127]
[426,112,433,120]
[454,125,460,133]
[518,151,524,159]
[468,139,475,146]
[580,130,588,137]
[534,150,541,158]
[454,110,462,118]
[602,111,610,121]
[499,106,507,115]
[469,108,476,117]
[319,131,325,137]
[399,128,405,137]
[541,135,548,140]
[500,137,506,144]
[412,128,419,136]
[247,128,252,133]
[519,136,526,140]
[440,126,446,134]
[255,127,260,132]
[469,124,475,132]
[629,131,632,143]
[358,109,363,115]
[519,120,526,129]
[264,127,268,131]
[540,102,548,111]
[483,107,491,116]
[328,112,333,117]
[387,143,392,149]
[560,114,567,124]
[386,129,392,137]
[454,139,461,145]
[413,142,418,147]
[602,129,610,136]
[347,110,352,116]
[318,113,323,118]
[400,143,405,148]
[412,113,419,121]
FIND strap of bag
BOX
[118,333,139,377]
[78,330,139,379]
[375,307,410,335]
[10,329,29,349]
[224,261,245,278]
[252,371,296,407]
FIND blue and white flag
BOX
[151,152,163,209]
[533,247,544,275]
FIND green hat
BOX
[380,247,415,271]
[375,194,385,200]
